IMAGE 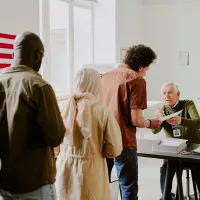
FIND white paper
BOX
[157,138,187,146]
[159,110,183,121]
[152,138,188,153]
[193,147,200,153]
[161,139,184,146]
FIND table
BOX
[137,139,200,200]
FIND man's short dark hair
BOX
[124,44,157,72]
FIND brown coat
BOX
[55,102,122,200]
[0,65,65,193]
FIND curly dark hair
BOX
[124,44,157,72]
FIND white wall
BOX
[115,0,145,63]
[0,0,39,35]
[94,0,145,64]
[144,1,200,109]
[114,0,200,110]
[2,0,200,109]
[93,0,116,63]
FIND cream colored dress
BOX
[55,101,122,200]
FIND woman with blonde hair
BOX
[55,68,122,200]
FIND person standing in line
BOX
[55,68,123,200]
[99,44,162,200]
[0,31,66,200]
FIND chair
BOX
[176,168,199,200]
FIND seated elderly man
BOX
[152,82,200,200]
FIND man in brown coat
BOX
[0,32,65,200]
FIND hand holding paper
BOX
[149,118,162,129]
[167,116,182,125]
[155,109,165,119]
[159,110,183,122]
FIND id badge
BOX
[172,125,181,137]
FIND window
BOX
[50,0,70,95]
[73,6,93,74]
[40,0,94,96]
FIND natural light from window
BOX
[47,0,94,96]
[50,0,70,95]
[74,6,93,76]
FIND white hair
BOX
[160,82,180,94]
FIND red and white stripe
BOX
[0,33,16,68]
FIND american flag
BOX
[0,33,16,69]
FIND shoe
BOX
[171,192,175,197]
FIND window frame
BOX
[39,0,94,98]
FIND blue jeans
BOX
[114,148,138,200]
[0,184,56,200]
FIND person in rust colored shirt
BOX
[99,44,162,200]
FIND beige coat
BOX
[55,101,122,200]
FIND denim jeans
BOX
[114,148,138,200]
[0,184,56,200]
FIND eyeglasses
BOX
[37,49,47,67]
[38,49,44,55]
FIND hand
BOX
[155,109,164,119]
[166,116,182,125]
[149,118,162,129]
